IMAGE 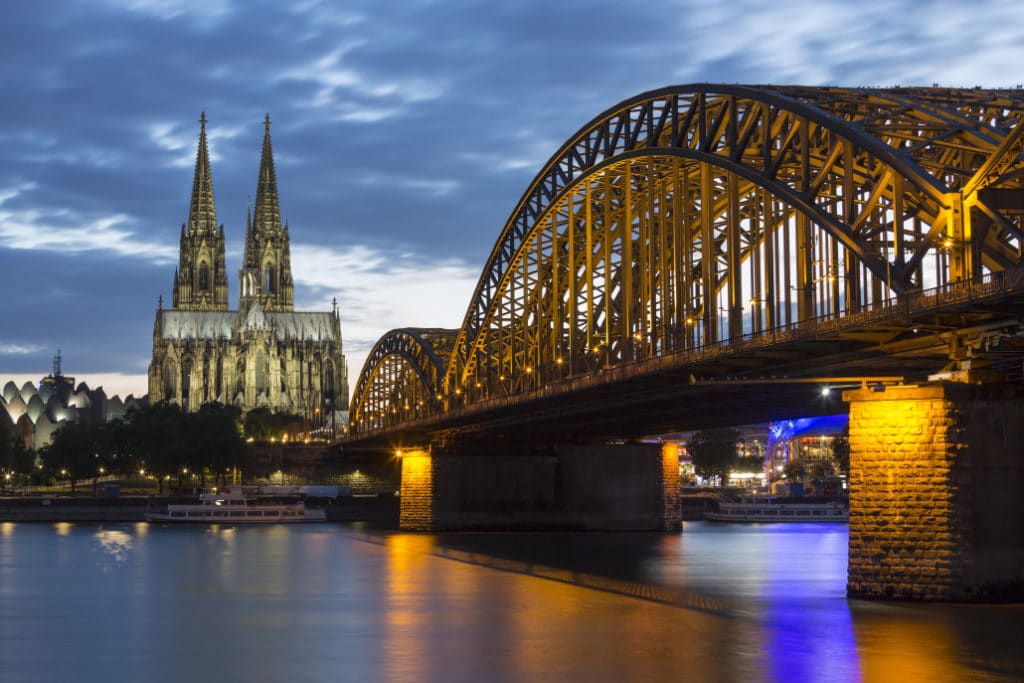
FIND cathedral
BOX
[148,114,349,421]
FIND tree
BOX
[39,423,98,493]
[734,455,764,475]
[94,418,133,479]
[831,431,850,474]
[806,459,834,479]
[186,402,247,488]
[0,425,33,487]
[243,407,303,442]
[782,458,806,484]
[121,402,192,493]
[687,428,741,486]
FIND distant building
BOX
[148,114,349,421]
[0,352,146,449]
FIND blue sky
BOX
[1,0,1021,400]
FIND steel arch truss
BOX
[445,85,1024,401]
[349,85,1024,436]
[349,328,456,434]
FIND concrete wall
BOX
[398,443,681,531]
[845,383,1024,601]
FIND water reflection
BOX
[365,524,1022,682]
[379,530,740,681]
[852,602,1024,683]
[0,522,1019,683]
[93,528,132,565]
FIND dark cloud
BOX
[0,0,1018,392]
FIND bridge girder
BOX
[349,328,455,434]
[349,85,1024,439]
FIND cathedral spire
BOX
[188,111,217,234]
[240,114,293,312]
[174,113,229,311]
[252,113,281,236]
[151,112,348,419]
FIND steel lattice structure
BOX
[351,328,456,433]
[349,84,1024,437]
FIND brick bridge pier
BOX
[393,380,1023,601]
[399,442,681,532]
[844,382,1024,601]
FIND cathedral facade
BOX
[148,114,348,420]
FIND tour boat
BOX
[145,488,327,523]
[704,494,849,522]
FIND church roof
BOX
[161,310,237,339]
[263,311,338,341]
[159,309,339,342]
[244,301,270,330]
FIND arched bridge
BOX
[348,84,1024,446]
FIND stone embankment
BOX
[0,495,399,523]
[0,496,163,521]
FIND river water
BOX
[0,521,1020,682]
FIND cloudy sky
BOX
[1,0,1021,400]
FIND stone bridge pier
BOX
[398,442,681,532]
[844,382,1024,601]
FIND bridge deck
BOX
[344,272,1024,448]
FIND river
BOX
[0,521,1020,682]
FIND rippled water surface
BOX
[0,521,1020,682]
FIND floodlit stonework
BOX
[845,383,1024,601]
[0,369,145,449]
[148,114,349,420]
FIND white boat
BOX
[705,494,848,522]
[145,488,327,523]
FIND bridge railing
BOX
[354,267,1023,438]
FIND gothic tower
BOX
[239,114,294,312]
[172,113,229,311]
[152,113,348,423]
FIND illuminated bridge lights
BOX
[349,84,1024,440]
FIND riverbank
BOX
[0,495,399,523]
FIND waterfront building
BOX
[0,352,145,449]
[148,114,349,420]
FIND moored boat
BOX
[145,488,327,523]
[705,494,848,522]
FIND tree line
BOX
[0,403,307,493]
